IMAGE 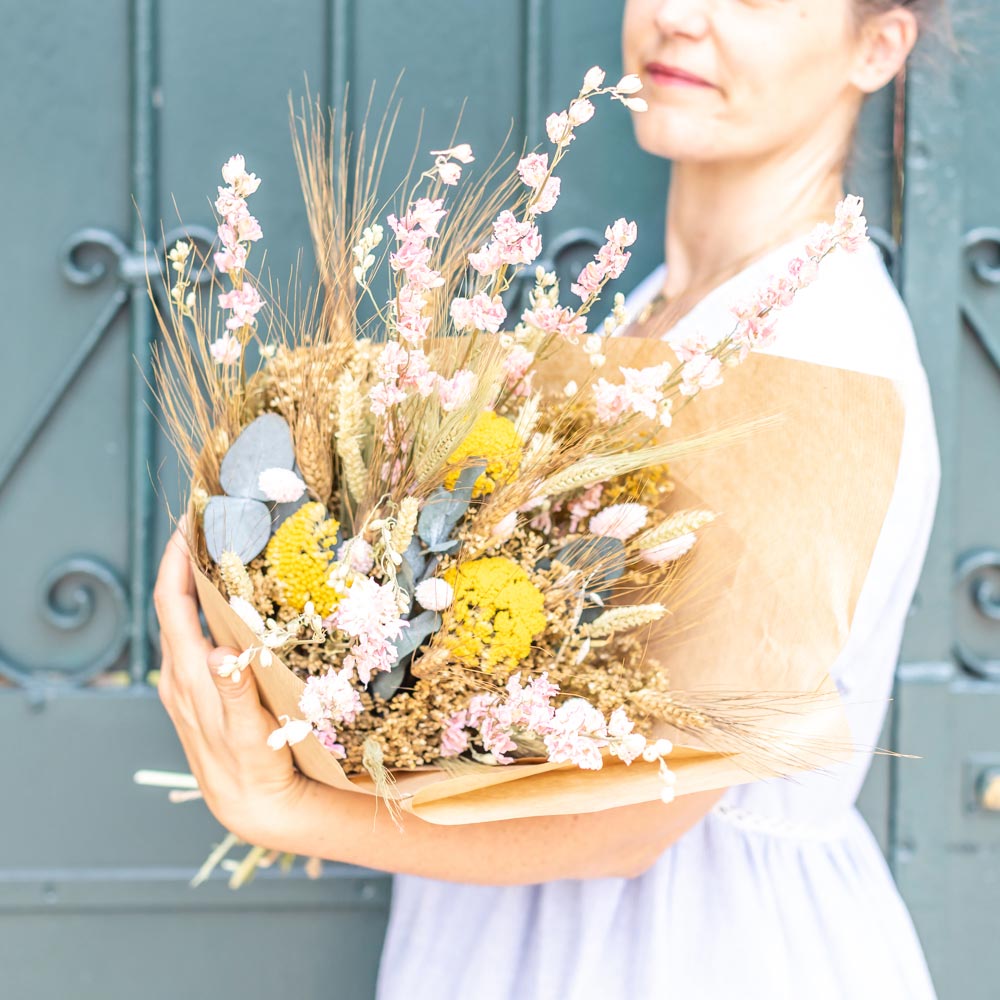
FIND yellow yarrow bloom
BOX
[444,411,522,497]
[265,502,341,614]
[443,556,547,672]
[602,463,674,507]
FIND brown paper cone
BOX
[192,338,905,824]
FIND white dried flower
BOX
[229,596,265,636]
[615,74,643,94]
[221,153,261,196]
[338,537,375,574]
[583,65,606,91]
[351,224,384,285]
[642,738,675,762]
[589,503,649,541]
[489,511,518,545]
[430,143,475,164]
[218,648,253,683]
[267,715,313,750]
[611,732,648,765]
[415,578,454,612]
[568,98,595,127]
[621,96,649,113]
[258,467,306,503]
[167,240,191,274]
[659,759,678,803]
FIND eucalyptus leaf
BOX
[416,463,486,553]
[369,662,408,701]
[578,603,606,626]
[396,557,416,616]
[553,536,626,592]
[203,496,273,564]
[420,554,440,583]
[219,413,295,501]
[392,610,443,665]
[403,536,426,580]
[370,610,443,701]
[452,462,487,497]
[270,495,309,530]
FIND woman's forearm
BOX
[252,779,724,885]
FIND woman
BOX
[154,1,941,996]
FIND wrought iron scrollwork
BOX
[0,225,214,688]
[0,224,216,503]
[505,227,603,315]
[963,227,1000,286]
[954,547,1000,682]
[961,226,1000,375]
[0,557,129,688]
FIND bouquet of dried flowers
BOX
[151,66,884,853]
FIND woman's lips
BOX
[644,62,714,89]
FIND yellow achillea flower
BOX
[443,556,547,671]
[445,411,522,497]
[602,463,674,506]
[265,502,341,614]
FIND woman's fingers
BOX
[153,529,214,701]
[207,647,277,739]
[153,529,204,650]
[151,528,299,838]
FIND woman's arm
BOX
[154,529,723,886]
[267,778,722,884]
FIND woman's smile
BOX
[644,61,716,90]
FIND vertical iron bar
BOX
[329,0,351,115]
[522,0,546,148]
[129,0,157,682]
[890,21,963,876]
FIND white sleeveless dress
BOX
[377,240,941,1000]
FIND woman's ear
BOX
[850,8,920,94]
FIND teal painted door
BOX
[0,2,994,997]
[892,6,1000,996]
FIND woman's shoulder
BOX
[755,241,921,381]
[621,239,929,386]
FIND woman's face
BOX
[622,0,867,164]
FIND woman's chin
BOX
[631,114,723,165]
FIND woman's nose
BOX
[653,0,711,39]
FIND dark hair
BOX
[852,1,956,53]
[853,0,948,35]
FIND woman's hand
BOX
[153,527,308,844]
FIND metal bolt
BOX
[977,769,1000,811]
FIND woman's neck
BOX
[662,145,846,300]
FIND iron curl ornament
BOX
[0,225,214,688]
[0,556,130,689]
[954,547,1000,682]
[961,226,1000,374]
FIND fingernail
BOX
[208,647,237,667]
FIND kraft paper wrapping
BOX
[191,338,905,825]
